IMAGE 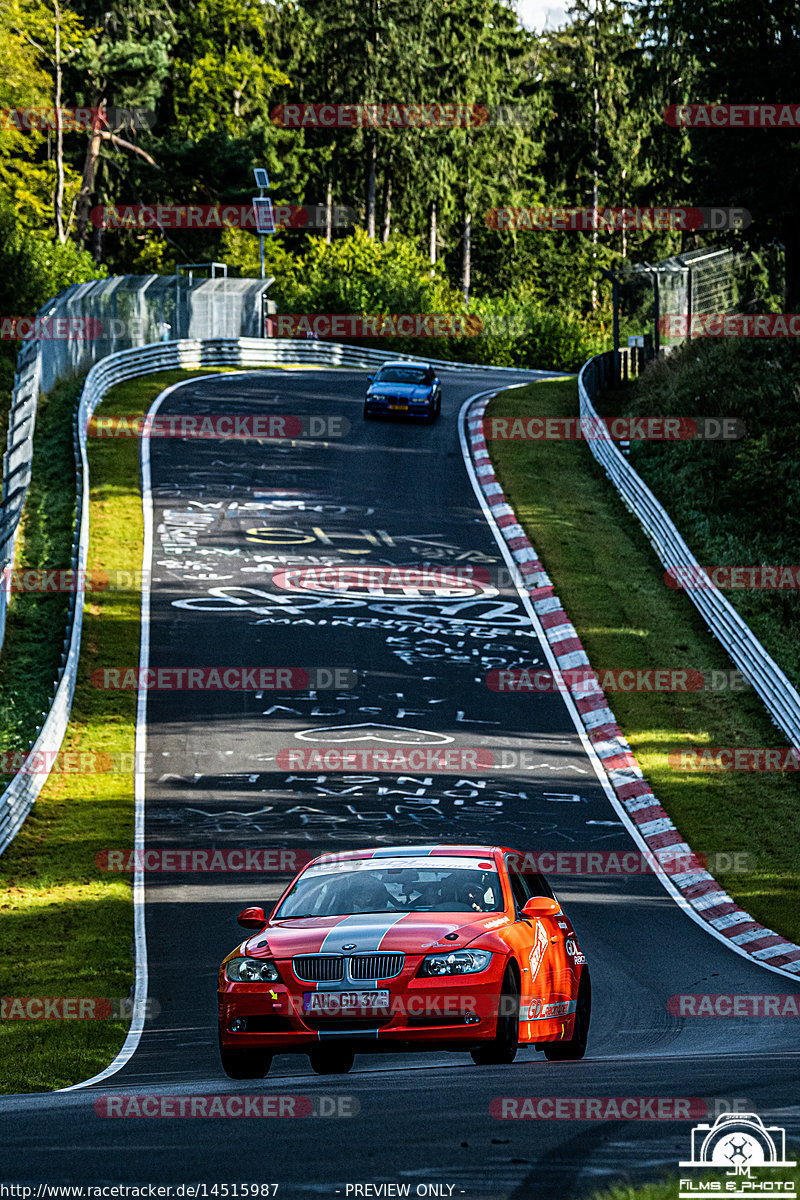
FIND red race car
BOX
[217,844,591,1077]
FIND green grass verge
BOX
[486,378,800,943]
[0,367,236,1094]
[0,376,81,764]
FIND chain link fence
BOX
[607,245,786,379]
[0,275,273,648]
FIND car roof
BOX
[377,361,433,371]
[309,844,515,867]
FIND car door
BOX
[503,855,575,1042]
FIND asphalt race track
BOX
[1,366,798,1197]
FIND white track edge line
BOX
[457,390,800,983]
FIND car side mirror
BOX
[521,897,561,919]
[367,374,374,383]
[237,906,268,928]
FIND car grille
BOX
[350,954,404,980]
[292,956,344,982]
[291,953,405,982]
[302,1015,394,1031]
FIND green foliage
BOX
[0,203,104,316]
[610,337,800,688]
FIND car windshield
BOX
[273,857,503,919]
[374,367,431,385]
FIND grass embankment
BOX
[0,367,230,1094]
[598,338,800,691]
[486,377,800,943]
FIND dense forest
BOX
[1,0,799,368]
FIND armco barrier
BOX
[579,351,800,748]
[0,275,272,649]
[0,336,545,855]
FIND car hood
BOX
[368,383,432,399]
[245,911,511,958]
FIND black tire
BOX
[219,1037,272,1079]
[309,1046,355,1075]
[470,965,520,1065]
[363,404,373,420]
[543,968,591,1062]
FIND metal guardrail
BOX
[579,351,800,748]
[0,335,544,855]
[0,276,273,649]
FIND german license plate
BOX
[303,990,390,1013]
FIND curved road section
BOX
[1,366,798,1197]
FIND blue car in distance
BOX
[363,362,442,423]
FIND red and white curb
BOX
[466,394,800,977]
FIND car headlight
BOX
[419,949,492,976]
[225,957,280,983]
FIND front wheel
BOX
[219,1037,272,1079]
[543,968,591,1062]
[470,965,519,1065]
[363,404,376,420]
[309,1046,355,1075]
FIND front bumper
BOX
[218,958,506,1050]
[364,393,434,417]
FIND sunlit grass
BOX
[0,367,240,1093]
[487,378,800,941]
